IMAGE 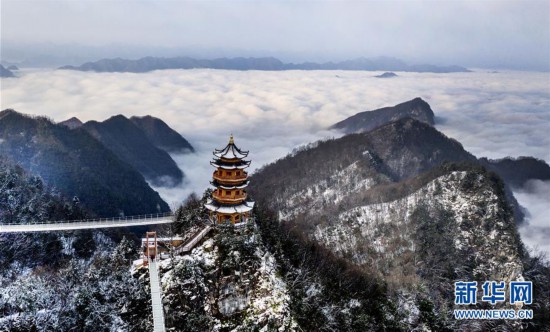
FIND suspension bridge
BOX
[0,212,174,233]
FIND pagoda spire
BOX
[204,135,254,225]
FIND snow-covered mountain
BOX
[249,118,550,330]
[2,108,549,330]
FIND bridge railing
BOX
[0,212,174,225]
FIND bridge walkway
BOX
[149,258,166,332]
[174,225,213,255]
[0,213,174,233]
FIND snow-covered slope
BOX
[313,171,523,283]
[248,117,549,329]
[279,158,387,219]
[135,224,296,331]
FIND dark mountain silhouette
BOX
[60,56,285,72]
[130,115,194,153]
[59,116,83,129]
[82,115,184,187]
[0,109,169,217]
[0,64,15,77]
[375,72,397,78]
[480,156,550,188]
[7,65,19,71]
[408,64,469,73]
[330,97,435,134]
[59,56,469,73]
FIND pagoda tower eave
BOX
[211,180,249,190]
[210,161,250,170]
[204,199,254,214]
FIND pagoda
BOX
[204,135,255,224]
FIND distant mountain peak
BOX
[0,108,18,119]
[0,64,15,78]
[375,72,398,78]
[104,114,130,123]
[330,97,435,134]
[59,116,83,129]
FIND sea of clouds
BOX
[1,68,549,254]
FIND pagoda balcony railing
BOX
[212,192,247,203]
[212,173,247,183]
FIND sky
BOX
[1,0,550,70]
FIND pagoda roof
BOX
[210,180,249,189]
[204,199,254,214]
[213,135,249,159]
[210,160,250,169]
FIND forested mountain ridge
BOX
[0,109,169,217]
[0,158,86,226]
[251,118,476,206]
[0,158,152,330]
[82,115,185,187]
[249,117,550,330]
[251,117,524,223]
[330,98,550,191]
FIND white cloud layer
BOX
[1,69,549,253]
[514,181,550,258]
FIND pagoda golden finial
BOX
[229,134,234,144]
